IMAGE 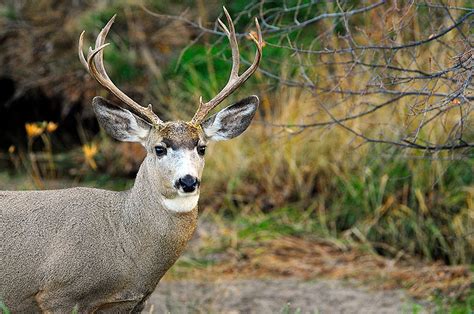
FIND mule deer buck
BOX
[1,9,263,312]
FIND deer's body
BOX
[1,9,263,313]
[2,166,197,312]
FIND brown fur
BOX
[158,122,202,150]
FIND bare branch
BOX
[147,1,473,153]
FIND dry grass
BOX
[207,237,471,300]
[166,225,472,301]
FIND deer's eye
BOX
[197,145,206,156]
[154,146,167,157]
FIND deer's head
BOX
[78,9,263,211]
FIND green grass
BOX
[280,303,303,314]
[431,288,474,314]
[0,3,19,21]
[0,301,11,314]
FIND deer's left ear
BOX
[201,96,259,141]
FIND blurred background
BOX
[1,0,472,312]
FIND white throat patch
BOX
[162,194,199,213]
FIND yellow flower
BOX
[25,123,44,138]
[82,143,98,170]
[8,145,15,154]
[46,122,58,133]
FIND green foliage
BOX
[0,301,11,314]
[79,5,124,33]
[432,287,474,314]
[236,207,311,241]
[280,303,303,314]
[103,45,142,83]
[0,3,19,21]
[169,44,229,102]
[165,40,273,103]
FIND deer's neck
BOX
[120,161,198,282]
[124,159,199,231]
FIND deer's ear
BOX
[93,96,151,144]
[201,96,259,141]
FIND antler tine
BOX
[78,16,162,125]
[190,7,264,126]
[222,7,239,79]
[92,15,115,80]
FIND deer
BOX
[1,8,263,313]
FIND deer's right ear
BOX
[92,96,151,144]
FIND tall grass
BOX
[195,87,473,264]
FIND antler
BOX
[190,7,264,126]
[78,15,162,125]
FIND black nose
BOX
[177,175,199,193]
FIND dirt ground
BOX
[143,278,420,313]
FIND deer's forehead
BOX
[150,121,204,150]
